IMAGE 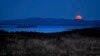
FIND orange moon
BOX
[76,15,82,20]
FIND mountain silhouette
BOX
[0,17,100,26]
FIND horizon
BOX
[0,17,100,21]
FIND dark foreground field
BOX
[0,27,100,56]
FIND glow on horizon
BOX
[76,15,82,20]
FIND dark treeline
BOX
[0,27,100,39]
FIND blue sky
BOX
[0,0,100,20]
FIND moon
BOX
[76,15,82,20]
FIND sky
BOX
[0,0,100,20]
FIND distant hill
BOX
[0,17,100,26]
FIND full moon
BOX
[76,15,82,20]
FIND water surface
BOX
[0,26,94,33]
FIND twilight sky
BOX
[0,0,100,20]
